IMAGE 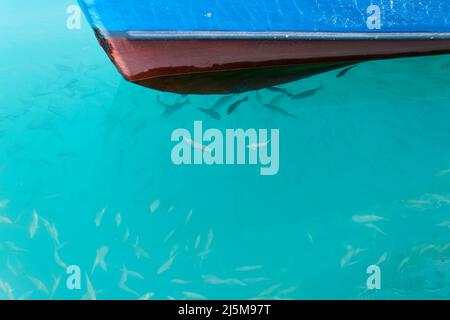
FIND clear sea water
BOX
[0,1,449,300]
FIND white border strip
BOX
[125,30,450,40]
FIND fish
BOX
[202,275,246,286]
[29,209,39,239]
[49,275,61,300]
[197,249,212,258]
[139,292,155,300]
[149,200,160,214]
[263,104,298,119]
[436,169,450,177]
[6,258,19,276]
[1,241,28,253]
[290,85,324,100]
[437,243,450,253]
[182,291,207,300]
[279,286,298,296]
[257,284,282,297]
[95,207,106,228]
[171,279,192,285]
[91,246,109,274]
[115,212,122,227]
[242,277,271,284]
[164,228,177,243]
[0,279,14,300]
[419,244,436,256]
[123,227,130,242]
[436,221,450,228]
[127,269,145,281]
[364,223,387,236]
[184,209,193,225]
[270,94,286,105]
[254,92,263,104]
[235,265,263,272]
[307,232,314,245]
[54,248,68,270]
[337,65,356,78]
[198,107,221,120]
[227,96,249,115]
[54,63,74,72]
[340,245,367,268]
[247,140,271,151]
[0,215,13,225]
[28,276,49,295]
[376,252,388,265]
[64,79,78,89]
[205,228,214,251]
[194,235,201,249]
[85,273,97,300]
[183,136,212,153]
[157,96,190,116]
[398,257,411,272]
[0,199,9,209]
[157,255,176,275]
[267,87,292,96]
[402,199,433,209]
[210,95,235,111]
[41,218,61,246]
[118,266,139,297]
[352,215,385,224]
[168,205,175,213]
[169,244,179,257]
[132,237,150,260]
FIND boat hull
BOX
[79,0,450,94]
[96,33,450,94]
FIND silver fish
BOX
[91,246,109,274]
[164,228,177,243]
[149,199,160,214]
[157,255,176,275]
[95,207,106,228]
[171,279,192,285]
[184,209,193,225]
[85,273,97,300]
[0,215,12,225]
[0,279,14,300]
[115,212,122,227]
[28,276,49,295]
[132,237,150,260]
[49,275,61,300]
[29,209,39,239]
[182,291,207,300]
[0,199,9,209]
[352,215,385,224]
[139,292,155,300]
[202,275,246,286]
[54,248,68,270]
[235,265,263,272]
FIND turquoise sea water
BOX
[1,1,449,300]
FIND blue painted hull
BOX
[78,0,450,94]
[80,0,450,34]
